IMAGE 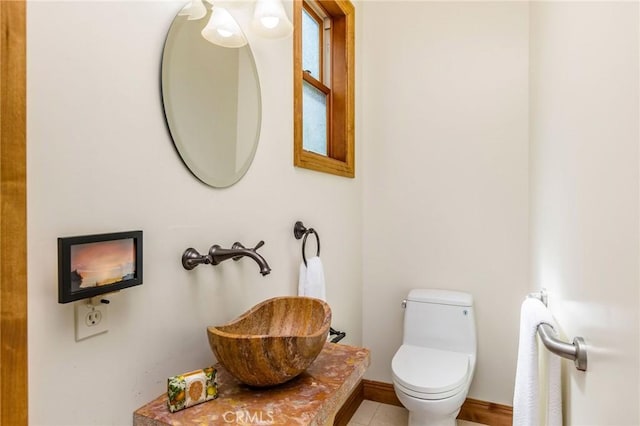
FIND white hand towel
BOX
[297,256,326,301]
[541,336,562,426]
[513,297,562,426]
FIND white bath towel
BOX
[513,297,562,426]
[297,256,326,301]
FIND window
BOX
[294,0,355,178]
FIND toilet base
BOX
[394,383,466,426]
[408,409,460,426]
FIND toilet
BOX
[392,289,476,426]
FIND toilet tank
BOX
[403,289,476,355]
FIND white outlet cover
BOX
[75,302,109,341]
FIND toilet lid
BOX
[392,345,470,395]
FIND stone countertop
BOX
[133,343,370,426]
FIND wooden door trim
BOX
[0,0,28,424]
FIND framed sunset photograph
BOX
[58,231,143,303]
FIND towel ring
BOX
[293,221,344,343]
[294,221,321,266]
[302,229,320,266]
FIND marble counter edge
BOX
[133,343,370,426]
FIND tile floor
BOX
[347,400,487,426]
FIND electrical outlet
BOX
[75,301,108,341]
[85,310,102,327]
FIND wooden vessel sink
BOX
[207,296,331,387]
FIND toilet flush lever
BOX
[401,299,407,309]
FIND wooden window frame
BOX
[294,0,355,178]
[302,3,325,83]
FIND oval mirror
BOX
[162,8,262,188]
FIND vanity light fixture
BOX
[251,0,293,39]
[178,0,207,20]
[179,0,293,47]
[201,5,248,48]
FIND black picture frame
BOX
[58,230,143,303]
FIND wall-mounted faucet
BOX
[181,241,271,276]
[209,241,271,276]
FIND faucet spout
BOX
[209,241,271,276]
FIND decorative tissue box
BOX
[167,367,217,413]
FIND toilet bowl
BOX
[391,289,476,426]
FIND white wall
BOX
[27,2,363,425]
[360,1,530,405]
[529,2,640,424]
[27,1,640,423]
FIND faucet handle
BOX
[230,242,245,261]
[230,240,265,261]
[231,240,264,262]
[231,242,245,250]
[182,248,212,270]
[231,241,265,251]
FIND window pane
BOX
[302,9,320,80]
[302,81,327,156]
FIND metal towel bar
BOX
[528,290,588,371]
[537,323,587,371]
